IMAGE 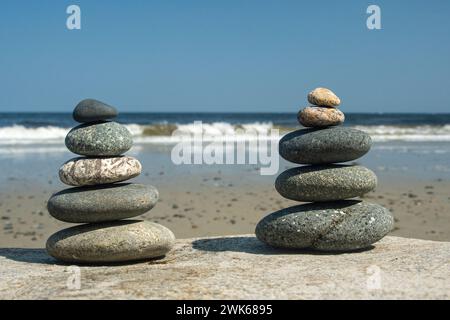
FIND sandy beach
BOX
[1,141,449,248]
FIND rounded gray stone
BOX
[59,156,142,186]
[48,183,159,223]
[275,165,377,202]
[46,220,175,263]
[279,127,372,164]
[255,200,394,251]
[73,99,118,123]
[65,121,133,156]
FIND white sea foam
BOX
[1,123,450,148]
[138,122,277,143]
[0,125,69,145]
[0,146,68,155]
[353,125,450,142]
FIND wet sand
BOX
[1,140,450,248]
[1,171,449,248]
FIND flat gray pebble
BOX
[275,165,377,202]
[46,220,175,264]
[279,127,372,164]
[48,183,158,223]
[256,200,393,251]
[65,121,132,156]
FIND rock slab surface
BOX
[0,235,448,299]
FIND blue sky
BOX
[0,0,449,113]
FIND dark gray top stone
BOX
[73,99,118,123]
[255,200,394,251]
[48,183,159,223]
[279,127,372,164]
[275,165,377,202]
[65,121,133,156]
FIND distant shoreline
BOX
[1,111,450,115]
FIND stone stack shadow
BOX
[46,99,175,264]
[256,88,394,252]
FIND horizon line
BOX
[1,111,450,115]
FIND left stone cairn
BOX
[46,99,175,264]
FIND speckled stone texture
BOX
[255,201,393,251]
[65,121,133,156]
[1,235,448,299]
[48,183,159,223]
[46,220,175,264]
[298,106,345,127]
[279,127,372,164]
[275,165,377,202]
[59,156,141,186]
[73,99,118,123]
[307,87,341,107]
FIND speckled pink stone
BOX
[298,106,345,127]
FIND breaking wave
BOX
[1,123,450,147]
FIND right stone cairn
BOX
[256,88,394,252]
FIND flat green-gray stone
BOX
[65,121,132,156]
[255,201,393,251]
[46,221,175,263]
[48,183,158,223]
[279,127,372,164]
[275,165,377,202]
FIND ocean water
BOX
[0,112,449,184]
[1,112,450,146]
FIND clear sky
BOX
[1,0,449,113]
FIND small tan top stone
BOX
[307,87,341,107]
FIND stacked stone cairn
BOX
[256,88,393,251]
[46,99,175,263]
